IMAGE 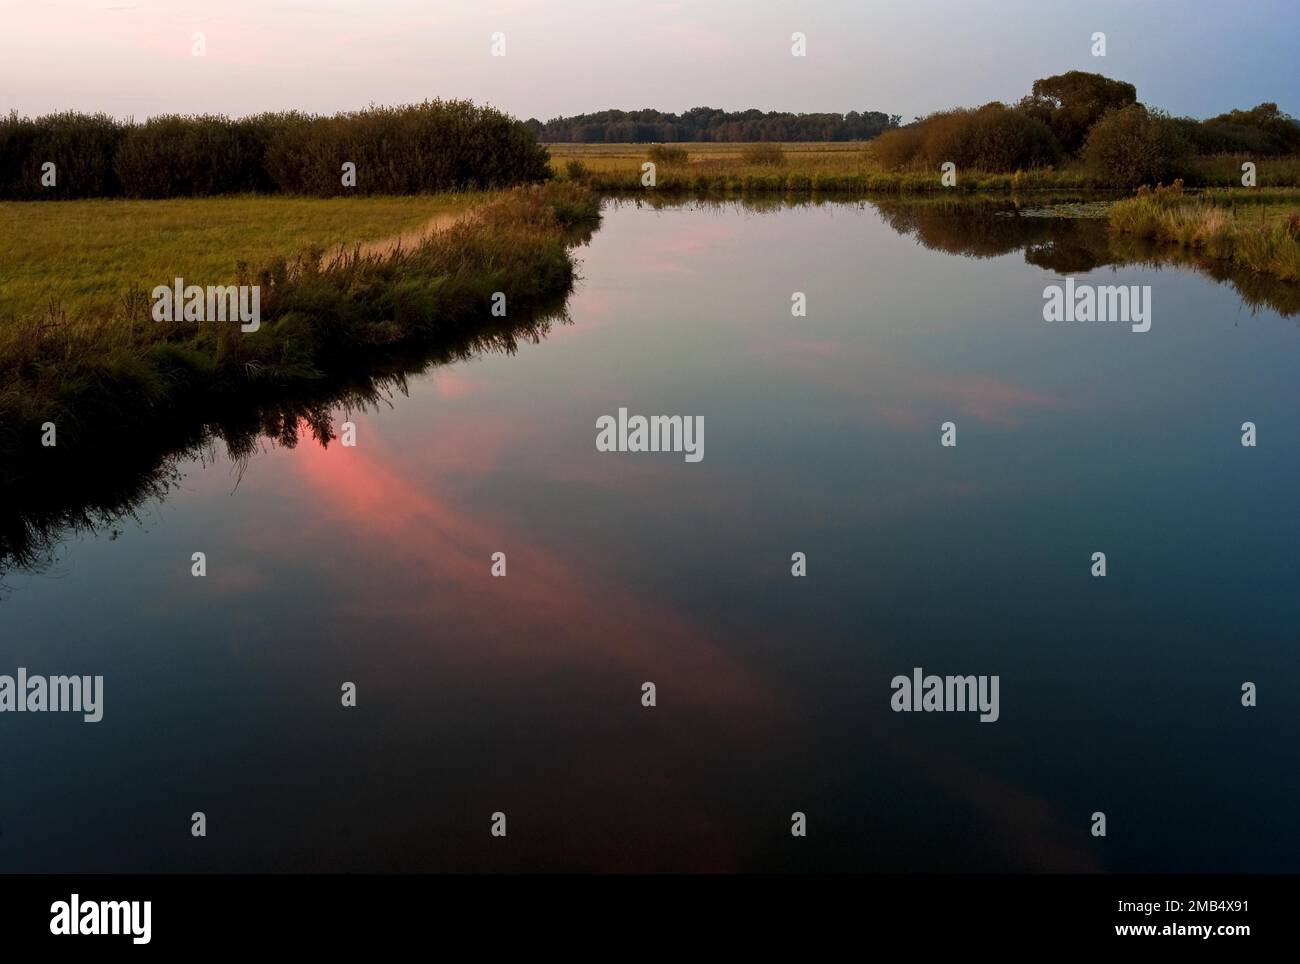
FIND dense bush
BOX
[1196,103,1300,155]
[871,73,1297,179]
[869,125,925,169]
[264,101,550,195]
[115,114,280,197]
[926,104,1060,170]
[0,100,550,199]
[0,110,125,198]
[871,104,1060,172]
[1084,105,1193,188]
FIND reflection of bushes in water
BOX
[0,305,568,581]
[866,197,1300,316]
[609,194,1300,315]
[0,453,186,584]
[1020,224,1116,274]
[870,196,1111,265]
[589,195,1300,317]
[603,193,863,216]
[1105,234,1300,317]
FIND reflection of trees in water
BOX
[868,197,1300,317]
[604,193,854,217]
[0,306,568,585]
[652,191,1300,315]
[871,198,1097,261]
[1103,234,1300,317]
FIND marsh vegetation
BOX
[0,183,599,472]
[1109,184,1300,282]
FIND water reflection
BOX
[2,195,1297,872]
[0,309,568,580]
[8,194,1299,583]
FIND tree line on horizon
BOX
[4,75,1297,199]
[525,107,902,143]
[871,71,1300,187]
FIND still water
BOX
[2,197,1298,872]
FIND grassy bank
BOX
[550,142,1300,193]
[1109,185,1300,281]
[0,193,485,319]
[0,182,599,465]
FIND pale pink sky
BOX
[1,0,1294,122]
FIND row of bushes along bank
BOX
[0,101,552,199]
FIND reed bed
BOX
[1109,184,1300,281]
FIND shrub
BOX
[116,114,273,197]
[1199,103,1300,155]
[646,144,688,166]
[1084,105,1193,188]
[928,105,1059,170]
[0,110,125,199]
[564,159,588,180]
[869,126,925,169]
[262,101,552,195]
[1,100,551,199]
[871,104,1060,172]
[741,143,785,165]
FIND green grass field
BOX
[0,193,485,319]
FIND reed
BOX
[1108,184,1300,281]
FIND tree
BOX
[1200,103,1300,154]
[1019,71,1137,155]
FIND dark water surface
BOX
[3,197,1298,872]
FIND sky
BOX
[1,0,1296,123]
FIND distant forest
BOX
[525,108,901,142]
